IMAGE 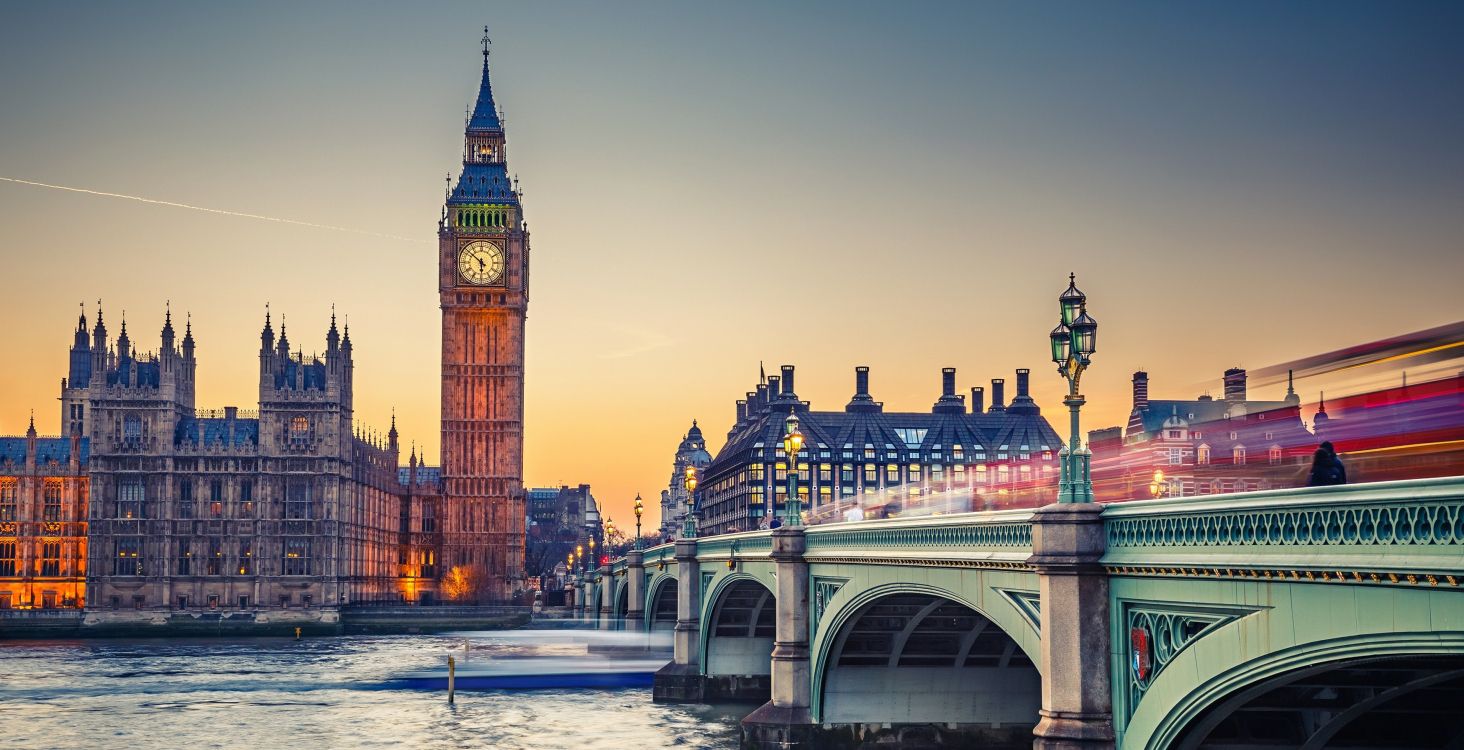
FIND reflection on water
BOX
[0,632,741,749]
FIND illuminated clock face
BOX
[458,240,504,285]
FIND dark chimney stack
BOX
[767,376,780,402]
[933,367,965,414]
[781,365,796,397]
[1223,368,1247,403]
[990,378,1006,412]
[737,399,747,423]
[1015,369,1030,398]
[1005,368,1039,415]
[845,365,881,413]
[971,387,984,415]
[1133,371,1149,410]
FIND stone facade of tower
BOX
[437,42,529,600]
[68,305,434,624]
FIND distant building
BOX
[697,365,1062,536]
[0,419,88,610]
[1089,368,1315,500]
[525,484,600,584]
[659,422,712,540]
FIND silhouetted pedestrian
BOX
[1307,444,1347,486]
[1321,441,1347,485]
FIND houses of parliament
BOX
[0,39,528,623]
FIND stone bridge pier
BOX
[653,537,704,701]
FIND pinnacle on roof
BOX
[468,26,501,132]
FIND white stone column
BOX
[1029,502,1114,749]
[626,550,645,630]
[672,538,701,665]
[740,527,813,745]
[597,566,614,630]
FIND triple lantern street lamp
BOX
[1049,273,1099,504]
[633,493,644,551]
[782,410,805,527]
[683,466,699,539]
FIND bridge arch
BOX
[612,577,628,628]
[810,581,1041,738]
[1140,633,1464,749]
[646,574,678,632]
[698,574,776,681]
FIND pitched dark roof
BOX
[468,59,501,132]
[175,417,259,447]
[0,437,88,467]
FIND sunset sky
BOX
[2,2,1461,527]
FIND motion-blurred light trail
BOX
[0,176,428,244]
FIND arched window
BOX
[1197,444,1211,465]
[1233,445,1246,465]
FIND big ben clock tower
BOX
[439,30,528,600]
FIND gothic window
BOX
[114,537,143,576]
[39,543,60,577]
[283,538,311,576]
[178,481,193,518]
[238,539,252,575]
[42,482,62,521]
[176,540,191,576]
[240,480,253,515]
[123,415,142,441]
[206,538,223,576]
[118,479,145,519]
[289,416,309,443]
[210,479,224,517]
[285,480,312,520]
[0,542,16,576]
[0,481,14,521]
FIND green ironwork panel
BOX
[805,509,1034,554]
[1109,573,1464,750]
[1103,476,1464,576]
[694,530,773,562]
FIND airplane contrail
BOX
[0,176,429,244]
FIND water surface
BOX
[0,633,742,749]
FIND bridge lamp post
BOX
[683,466,699,539]
[1149,469,1170,499]
[783,410,805,527]
[633,493,644,551]
[1049,273,1098,504]
[588,536,597,575]
[576,544,585,576]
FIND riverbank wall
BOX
[0,606,531,639]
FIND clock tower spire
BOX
[438,30,529,601]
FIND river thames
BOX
[0,634,743,749]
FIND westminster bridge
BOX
[578,476,1464,749]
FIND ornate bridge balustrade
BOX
[593,476,1464,750]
